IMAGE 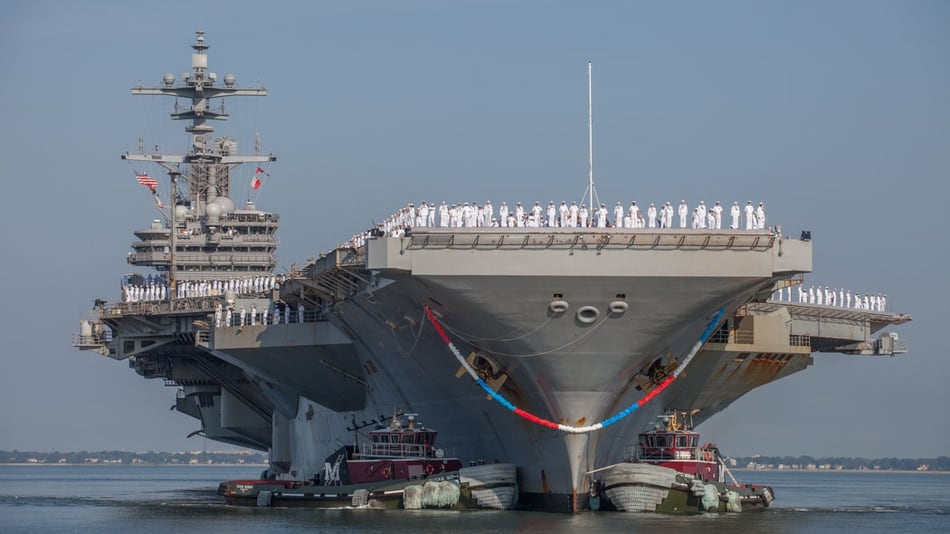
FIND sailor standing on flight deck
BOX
[744,201,755,229]
[756,202,767,229]
[614,202,625,228]
[678,200,688,228]
[250,304,257,326]
[439,201,449,227]
[569,201,579,227]
[225,308,232,327]
[730,202,740,229]
[712,201,723,229]
[215,303,223,328]
[239,306,246,327]
[515,202,525,227]
[499,201,509,227]
[559,201,569,227]
[629,202,639,228]
[647,203,657,228]
[579,204,589,227]
[597,204,608,228]
[548,202,557,227]
[484,200,493,227]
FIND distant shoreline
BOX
[732,467,948,474]
[0,463,267,467]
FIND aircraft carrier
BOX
[73,33,911,512]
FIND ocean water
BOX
[0,465,946,533]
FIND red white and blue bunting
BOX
[423,305,725,434]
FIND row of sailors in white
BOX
[379,200,767,232]
[175,276,280,299]
[123,283,167,303]
[214,302,308,327]
[771,286,887,311]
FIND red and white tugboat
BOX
[219,411,517,509]
[597,412,774,513]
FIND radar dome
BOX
[163,73,176,86]
[205,202,222,220]
[224,74,235,87]
[174,205,190,219]
[211,196,235,214]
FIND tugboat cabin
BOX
[632,412,722,483]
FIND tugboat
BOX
[597,412,774,513]
[219,411,518,509]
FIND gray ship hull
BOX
[259,229,812,510]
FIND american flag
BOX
[136,174,158,190]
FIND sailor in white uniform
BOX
[547,202,557,227]
[499,202,509,227]
[439,201,449,227]
[515,202,525,227]
[597,204,608,228]
[558,201,569,227]
[239,306,246,326]
[691,208,700,229]
[614,202,625,228]
[647,203,657,228]
[730,201,740,229]
[678,200,688,228]
[697,201,707,229]
[569,201,579,227]
[629,202,639,228]
[756,202,767,229]
[579,204,589,227]
[663,202,673,228]
[712,201,723,229]
[484,200,493,227]
[250,304,257,326]
[225,308,232,327]
[744,201,755,229]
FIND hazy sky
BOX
[0,1,947,457]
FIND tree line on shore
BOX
[730,455,949,471]
[0,450,266,465]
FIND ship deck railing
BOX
[399,227,778,252]
[356,441,431,459]
[624,444,714,463]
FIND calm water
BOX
[0,465,947,533]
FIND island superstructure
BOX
[74,32,911,512]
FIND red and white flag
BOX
[136,174,158,191]
[250,167,269,190]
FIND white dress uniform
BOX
[579,205,589,227]
[697,201,707,229]
[547,202,557,227]
[730,202,740,229]
[712,202,723,229]
[614,202,624,228]
[756,203,766,229]
[597,204,608,228]
[647,203,657,228]
[569,202,579,227]
[678,201,688,228]
[515,203,525,227]
[744,201,755,229]
[663,203,673,228]
[629,202,640,228]
[499,202,509,227]
[250,305,257,326]
[559,201,569,227]
[439,202,449,227]
[484,201,494,227]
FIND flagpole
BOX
[588,60,594,211]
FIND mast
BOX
[588,60,594,211]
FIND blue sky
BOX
[0,0,947,457]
